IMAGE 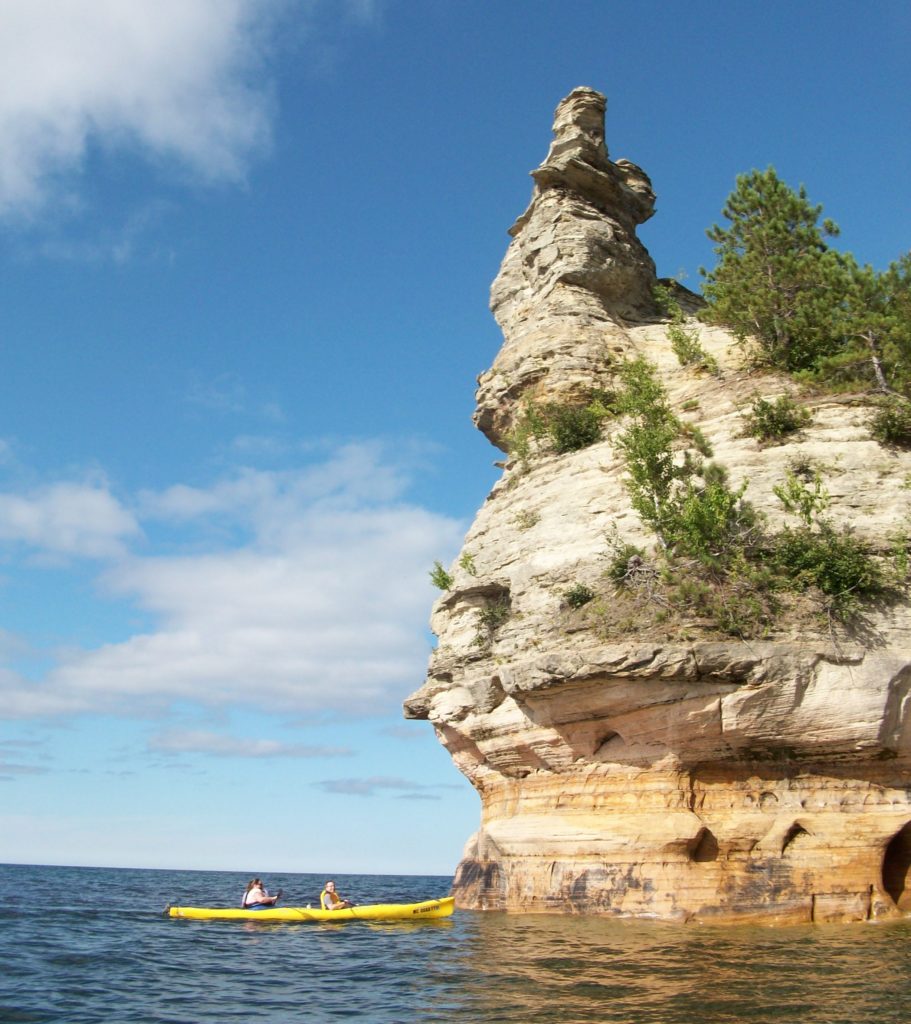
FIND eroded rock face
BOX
[405,88,911,923]
[475,87,657,451]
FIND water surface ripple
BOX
[2,864,910,1023]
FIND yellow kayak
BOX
[167,896,454,922]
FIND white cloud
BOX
[0,481,140,558]
[148,728,351,759]
[0,442,463,720]
[0,0,280,217]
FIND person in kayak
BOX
[242,878,282,910]
[320,880,353,910]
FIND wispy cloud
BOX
[31,201,176,264]
[148,728,351,759]
[183,376,286,423]
[0,441,463,721]
[314,776,462,799]
[379,724,428,741]
[343,0,384,26]
[185,372,249,416]
[0,758,49,781]
[0,741,49,778]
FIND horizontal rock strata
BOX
[406,87,911,923]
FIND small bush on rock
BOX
[743,394,812,444]
[870,397,911,449]
[771,523,883,617]
[473,597,511,649]
[548,404,605,453]
[507,392,616,460]
[429,561,453,590]
[563,583,595,609]
[459,552,478,576]
[654,284,719,374]
[513,509,540,530]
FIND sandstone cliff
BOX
[405,88,911,924]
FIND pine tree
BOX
[864,252,911,394]
[700,167,854,372]
[809,252,911,396]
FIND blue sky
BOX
[0,0,908,876]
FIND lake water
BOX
[2,863,911,1023]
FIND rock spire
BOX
[475,87,657,450]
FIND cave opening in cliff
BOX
[689,828,719,862]
[594,730,624,759]
[781,823,811,855]
[882,821,911,910]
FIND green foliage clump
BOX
[803,253,911,397]
[508,391,616,461]
[607,541,647,584]
[548,404,604,453]
[742,394,812,444]
[612,357,689,544]
[667,555,779,637]
[459,551,478,576]
[773,470,829,525]
[870,397,911,448]
[769,470,884,616]
[429,561,453,590]
[563,583,595,609]
[771,523,883,618]
[605,365,899,634]
[513,509,540,531]
[668,473,756,567]
[613,357,748,563]
[680,421,714,458]
[473,597,511,649]
[654,284,718,373]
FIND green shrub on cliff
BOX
[870,396,911,449]
[429,561,453,590]
[472,596,511,649]
[507,391,616,461]
[613,357,750,564]
[653,283,718,373]
[563,583,595,609]
[770,471,886,617]
[742,394,812,444]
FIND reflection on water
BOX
[1,865,910,1023]
[438,912,911,1024]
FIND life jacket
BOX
[243,886,264,907]
[320,889,337,910]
